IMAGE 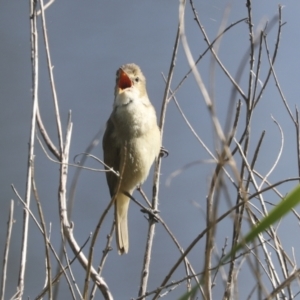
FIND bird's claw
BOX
[141,208,160,222]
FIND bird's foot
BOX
[141,207,160,223]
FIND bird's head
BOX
[114,63,147,99]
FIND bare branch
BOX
[36,105,60,160]
[39,0,63,152]
[17,1,39,297]
[0,200,14,300]
[31,160,53,299]
[189,0,247,102]
[138,7,181,298]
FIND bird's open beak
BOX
[118,69,132,93]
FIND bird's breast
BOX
[120,131,160,189]
[114,100,156,139]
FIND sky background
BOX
[1,1,300,299]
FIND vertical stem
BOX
[0,200,14,300]
[296,109,300,179]
[17,1,39,297]
[138,21,181,299]
[246,0,255,107]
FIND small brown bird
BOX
[102,64,161,254]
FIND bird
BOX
[102,63,161,254]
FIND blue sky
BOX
[1,1,300,299]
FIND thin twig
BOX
[181,0,226,144]
[11,185,77,300]
[0,200,14,300]
[263,28,294,123]
[136,272,204,300]
[208,2,232,106]
[127,193,201,297]
[211,238,228,289]
[258,117,284,190]
[189,0,247,102]
[58,248,80,300]
[169,17,248,101]
[36,105,60,159]
[89,221,115,300]
[204,162,223,299]
[251,31,264,106]
[246,0,255,106]
[254,6,283,108]
[264,269,300,300]
[68,129,103,217]
[36,0,55,15]
[37,135,112,173]
[249,177,300,201]
[35,234,92,300]
[137,186,152,208]
[296,109,300,178]
[234,138,286,295]
[164,76,238,192]
[151,196,253,300]
[39,0,63,152]
[31,159,53,299]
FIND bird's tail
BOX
[115,192,130,254]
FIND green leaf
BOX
[223,184,300,263]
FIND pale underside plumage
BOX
[102,64,161,254]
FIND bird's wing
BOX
[102,116,120,197]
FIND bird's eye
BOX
[135,77,139,83]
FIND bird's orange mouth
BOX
[118,69,132,90]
